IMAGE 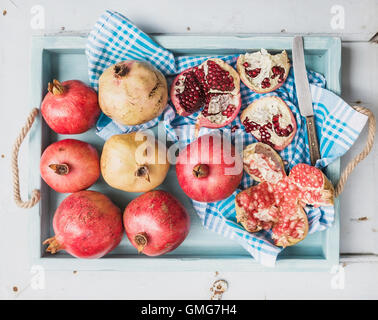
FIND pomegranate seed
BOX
[204,61,235,92]
[272,114,293,137]
[246,68,261,78]
[261,78,271,88]
[243,62,249,67]
[231,125,239,133]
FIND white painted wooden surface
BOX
[0,0,377,299]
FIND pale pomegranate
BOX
[123,190,190,256]
[240,96,297,150]
[236,49,290,93]
[41,79,100,134]
[100,132,170,193]
[98,60,168,125]
[40,139,100,193]
[171,58,241,130]
[43,191,123,258]
[176,134,243,202]
[236,150,334,247]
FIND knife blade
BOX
[292,36,321,165]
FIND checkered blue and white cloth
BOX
[86,10,368,266]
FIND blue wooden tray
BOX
[28,35,341,271]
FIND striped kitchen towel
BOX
[86,10,368,267]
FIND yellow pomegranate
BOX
[100,132,170,192]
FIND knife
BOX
[292,36,321,166]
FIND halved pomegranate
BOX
[236,151,334,247]
[170,58,241,129]
[236,49,290,93]
[240,96,297,150]
[243,142,285,183]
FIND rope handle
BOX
[12,108,41,208]
[335,105,376,197]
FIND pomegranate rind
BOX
[236,50,290,93]
[170,58,241,128]
[240,96,297,151]
[242,142,285,183]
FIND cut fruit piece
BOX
[235,182,279,233]
[289,163,335,207]
[240,96,297,151]
[171,58,241,129]
[236,49,290,93]
[235,162,334,247]
[235,179,309,247]
[271,204,309,247]
[243,142,286,183]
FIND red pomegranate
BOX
[243,142,285,184]
[176,134,243,202]
[123,190,190,256]
[40,139,100,193]
[43,191,123,258]
[170,58,241,130]
[240,96,297,151]
[236,49,291,93]
[41,79,100,134]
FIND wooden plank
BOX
[339,42,378,254]
[4,258,378,299]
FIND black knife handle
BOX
[306,115,321,166]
